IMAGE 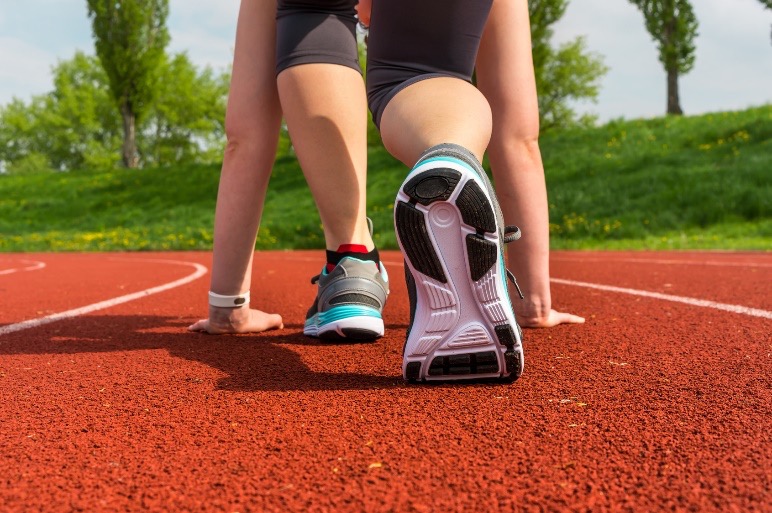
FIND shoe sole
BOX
[395,157,524,382]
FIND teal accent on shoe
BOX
[315,305,382,327]
[338,256,375,266]
[406,156,475,180]
[499,255,515,313]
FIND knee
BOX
[223,111,280,158]
[222,127,254,162]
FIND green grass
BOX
[1,105,769,252]
[540,106,771,249]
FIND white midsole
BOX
[397,163,523,380]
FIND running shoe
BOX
[394,143,525,382]
[304,257,389,341]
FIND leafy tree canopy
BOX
[86,0,170,167]
[629,0,698,74]
[529,0,609,130]
[0,52,229,173]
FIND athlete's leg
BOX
[275,1,388,341]
[370,0,494,165]
[476,0,584,328]
[276,1,373,251]
[277,65,372,250]
[367,0,524,381]
[189,0,283,334]
[379,77,492,167]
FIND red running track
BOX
[0,250,769,512]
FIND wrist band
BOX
[208,291,250,308]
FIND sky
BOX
[0,0,770,122]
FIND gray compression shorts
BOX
[276,0,493,128]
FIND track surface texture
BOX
[0,250,769,512]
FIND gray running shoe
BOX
[304,257,389,341]
[394,143,525,382]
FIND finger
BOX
[519,310,586,328]
[262,313,283,331]
[188,319,209,332]
[555,312,585,325]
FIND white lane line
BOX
[0,259,208,337]
[551,257,772,268]
[0,260,47,276]
[551,278,772,320]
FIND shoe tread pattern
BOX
[465,234,497,281]
[456,180,496,233]
[427,351,500,377]
[402,168,461,206]
[395,201,447,283]
[494,325,524,380]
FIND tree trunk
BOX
[663,10,683,116]
[666,65,683,115]
[120,102,139,168]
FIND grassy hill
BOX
[1,105,769,252]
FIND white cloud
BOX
[0,1,239,104]
[0,36,57,104]
[0,1,91,104]
[168,0,239,30]
[1,0,769,120]
[681,0,772,113]
[166,0,239,72]
[168,27,234,72]
[551,0,772,121]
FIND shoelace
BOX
[503,225,525,300]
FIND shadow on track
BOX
[0,315,410,392]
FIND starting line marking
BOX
[0,260,46,276]
[551,278,772,320]
[0,259,208,337]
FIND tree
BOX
[760,0,772,45]
[0,97,52,173]
[528,0,608,130]
[0,51,229,173]
[86,0,170,168]
[141,53,229,166]
[0,52,121,172]
[629,0,698,115]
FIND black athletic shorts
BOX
[276,0,493,127]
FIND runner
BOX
[189,0,583,382]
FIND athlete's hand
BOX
[356,0,372,27]
[188,306,283,334]
[518,309,585,329]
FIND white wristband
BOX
[208,291,250,308]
